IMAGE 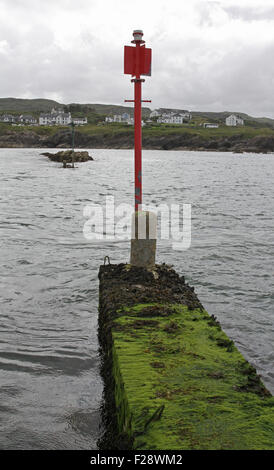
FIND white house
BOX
[170,114,185,124]
[126,118,145,126]
[225,114,244,126]
[122,113,130,121]
[203,123,219,128]
[0,114,17,123]
[150,110,161,118]
[157,112,191,124]
[105,113,133,125]
[39,109,72,125]
[72,117,88,125]
[178,111,192,121]
[0,114,37,125]
[155,109,192,124]
[157,114,169,124]
[56,113,71,125]
[19,114,37,125]
[39,114,52,125]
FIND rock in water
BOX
[41,150,94,162]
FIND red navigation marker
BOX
[124,30,152,211]
[124,45,152,76]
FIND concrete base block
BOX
[130,238,156,267]
[130,211,157,267]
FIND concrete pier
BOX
[98,263,274,450]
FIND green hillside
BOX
[75,103,151,118]
[0,98,62,112]
[0,98,151,118]
[191,111,274,128]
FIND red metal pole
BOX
[134,45,142,211]
[124,30,151,211]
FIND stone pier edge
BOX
[98,263,274,450]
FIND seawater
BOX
[0,148,273,449]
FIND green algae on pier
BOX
[98,264,274,450]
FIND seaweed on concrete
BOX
[98,264,274,450]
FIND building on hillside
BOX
[225,114,244,126]
[105,114,124,123]
[150,110,161,118]
[0,114,37,125]
[105,114,145,126]
[39,113,52,125]
[0,114,17,123]
[157,111,191,124]
[56,113,71,125]
[105,113,133,125]
[72,117,88,125]
[158,109,191,120]
[18,114,37,125]
[181,111,192,121]
[122,113,130,121]
[127,118,145,126]
[158,113,182,124]
[155,109,192,124]
[203,122,219,128]
[113,114,122,122]
[51,107,64,115]
[39,108,72,125]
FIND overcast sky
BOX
[1,0,274,116]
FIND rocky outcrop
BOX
[0,129,42,147]
[41,150,93,162]
[0,127,274,153]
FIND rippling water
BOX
[0,148,273,449]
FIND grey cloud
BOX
[224,5,274,22]
[173,46,274,116]
[198,1,222,26]
[0,0,274,117]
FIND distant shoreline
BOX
[1,125,274,153]
[0,145,273,155]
